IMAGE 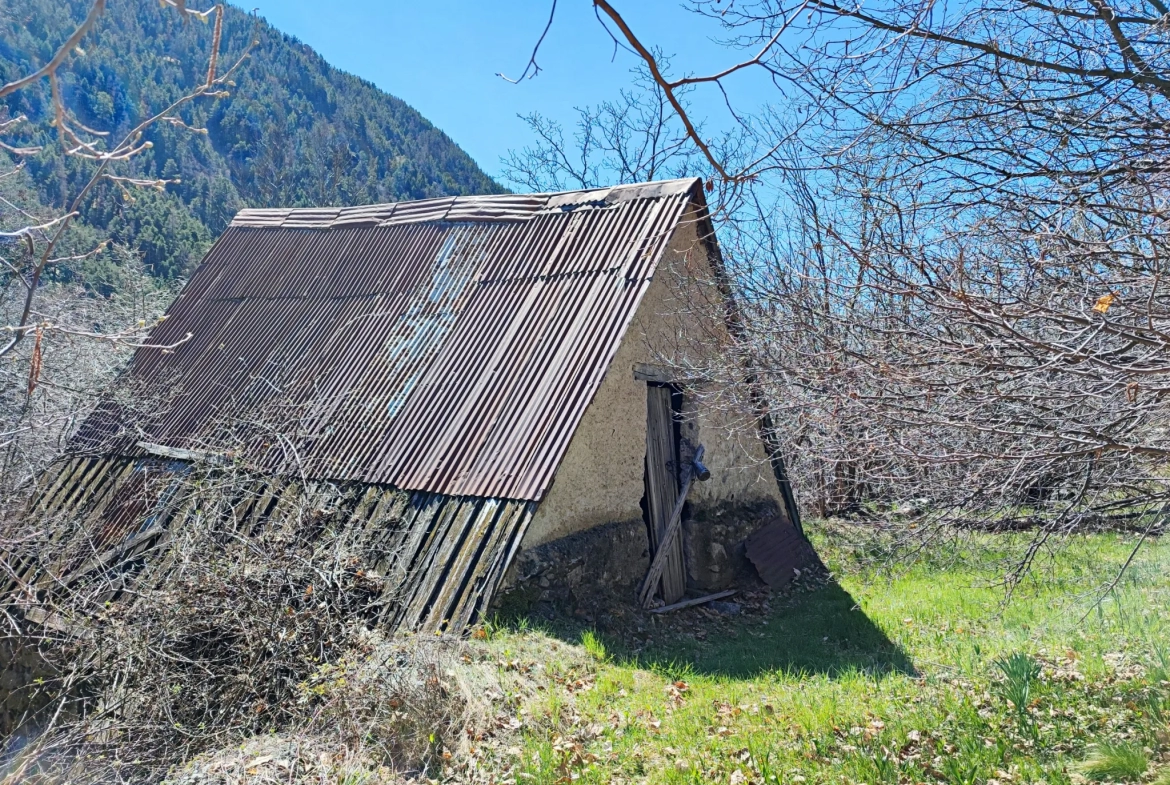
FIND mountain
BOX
[0,0,503,280]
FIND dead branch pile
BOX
[0,466,478,784]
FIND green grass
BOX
[1080,742,1150,781]
[581,629,608,662]
[469,525,1170,785]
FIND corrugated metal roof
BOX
[77,178,703,502]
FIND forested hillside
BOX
[0,0,502,280]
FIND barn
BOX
[14,177,811,633]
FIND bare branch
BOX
[0,0,106,99]
[497,0,558,83]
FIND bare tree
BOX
[503,0,1170,585]
[687,0,1170,580]
[502,59,709,191]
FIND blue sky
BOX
[251,1,767,183]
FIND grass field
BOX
[463,523,1170,785]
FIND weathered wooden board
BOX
[645,385,686,604]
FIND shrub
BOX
[0,468,480,783]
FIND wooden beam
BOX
[650,589,737,614]
[67,526,166,584]
[633,362,674,383]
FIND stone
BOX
[708,600,741,615]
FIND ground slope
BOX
[161,526,1170,784]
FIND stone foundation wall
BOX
[498,500,780,618]
[683,499,783,592]
[496,518,650,617]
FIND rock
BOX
[708,600,741,615]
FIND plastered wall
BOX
[521,207,782,549]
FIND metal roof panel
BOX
[81,180,703,502]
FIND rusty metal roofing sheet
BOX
[78,178,702,502]
[229,179,696,228]
[745,516,821,589]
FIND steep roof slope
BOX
[77,179,705,501]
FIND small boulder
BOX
[708,600,741,616]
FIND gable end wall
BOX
[520,208,782,558]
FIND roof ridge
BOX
[230,177,700,230]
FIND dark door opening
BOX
[644,383,686,604]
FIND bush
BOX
[0,468,481,783]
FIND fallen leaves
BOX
[1092,292,1117,313]
[564,675,595,694]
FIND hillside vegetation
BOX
[0,0,501,281]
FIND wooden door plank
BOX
[645,385,685,603]
[650,589,736,614]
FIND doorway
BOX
[644,383,686,604]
